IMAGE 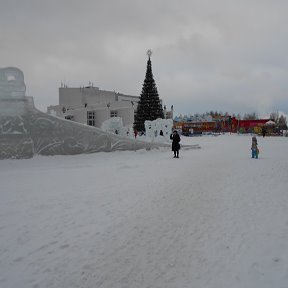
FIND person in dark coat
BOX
[170,130,181,158]
[262,127,266,137]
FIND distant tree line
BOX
[269,111,287,130]
[182,110,287,130]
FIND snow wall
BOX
[0,67,172,159]
[145,118,173,141]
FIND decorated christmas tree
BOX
[134,50,164,132]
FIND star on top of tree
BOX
[147,49,152,58]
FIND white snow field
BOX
[0,134,288,288]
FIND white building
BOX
[47,85,140,128]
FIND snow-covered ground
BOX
[1,134,288,288]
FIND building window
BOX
[87,111,95,126]
[110,111,117,118]
[65,115,74,121]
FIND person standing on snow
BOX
[251,136,259,159]
[170,130,181,158]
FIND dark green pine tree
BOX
[134,51,164,132]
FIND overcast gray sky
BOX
[1,0,288,116]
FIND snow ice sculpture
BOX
[1,67,194,159]
[0,67,26,98]
[101,117,126,137]
[145,118,173,141]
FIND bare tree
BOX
[270,111,279,123]
[278,115,287,130]
[243,112,258,120]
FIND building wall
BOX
[85,89,116,105]
[118,94,139,103]
[62,106,134,128]
[59,88,83,106]
[59,87,118,107]
[48,86,138,128]
[116,107,134,127]
[94,109,109,128]
[72,108,87,124]
[48,86,171,130]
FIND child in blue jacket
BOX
[251,136,259,159]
